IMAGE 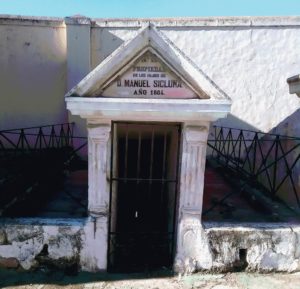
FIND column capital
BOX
[87,123,111,141]
[183,125,208,144]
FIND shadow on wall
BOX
[208,113,260,155]
[268,108,300,137]
[212,113,259,132]
[267,108,300,208]
[91,26,139,69]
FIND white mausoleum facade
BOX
[65,23,230,272]
[0,15,300,273]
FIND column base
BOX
[80,217,108,272]
[174,212,213,274]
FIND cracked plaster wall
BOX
[0,220,300,273]
[203,223,300,273]
[0,218,108,272]
[0,221,83,270]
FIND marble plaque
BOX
[102,51,197,99]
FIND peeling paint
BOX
[0,219,299,273]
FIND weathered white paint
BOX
[80,217,108,271]
[1,219,300,273]
[87,123,111,216]
[0,219,84,270]
[175,124,213,273]
[79,123,112,271]
[204,222,300,272]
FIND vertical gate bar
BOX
[160,130,168,225]
[135,128,142,226]
[108,121,114,270]
[148,127,155,215]
[149,128,155,183]
[171,124,181,260]
[136,130,142,181]
[124,125,129,181]
[162,131,167,180]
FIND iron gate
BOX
[108,122,181,272]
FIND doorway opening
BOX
[108,122,181,272]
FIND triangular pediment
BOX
[102,50,198,99]
[66,23,230,101]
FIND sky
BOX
[0,0,299,18]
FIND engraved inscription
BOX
[102,51,197,99]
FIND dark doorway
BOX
[108,122,181,272]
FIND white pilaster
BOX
[87,123,111,216]
[174,124,212,273]
[81,122,111,271]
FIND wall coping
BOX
[203,221,300,230]
[0,14,65,27]
[91,16,300,28]
[1,15,300,28]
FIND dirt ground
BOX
[1,269,300,289]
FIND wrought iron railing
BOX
[207,126,300,209]
[0,122,87,160]
[0,122,88,216]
